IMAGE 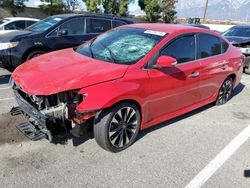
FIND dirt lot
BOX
[0,67,250,188]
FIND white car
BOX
[0,17,39,34]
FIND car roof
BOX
[4,17,39,21]
[126,23,215,34]
[50,13,133,23]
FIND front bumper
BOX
[13,89,52,141]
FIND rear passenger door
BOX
[197,33,230,101]
[86,18,112,40]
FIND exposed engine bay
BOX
[10,80,96,142]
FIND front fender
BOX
[76,79,146,112]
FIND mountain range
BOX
[176,0,250,21]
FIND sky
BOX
[26,0,141,12]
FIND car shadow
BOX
[137,82,246,141]
[232,82,245,98]
[137,103,215,141]
[0,75,11,85]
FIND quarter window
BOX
[199,34,222,58]
[87,18,111,33]
[160,35,196,64]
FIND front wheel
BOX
[216,77,234,105]
[26,50,46,61]
[94,102,141,152]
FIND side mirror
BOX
[154,56,177,69]
[58,29,68,36]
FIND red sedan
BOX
[11,24,244,152]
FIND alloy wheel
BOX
[218,79,233,104]
[108,107,139,148]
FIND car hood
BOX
[12,48,129,95]
[225,36,250,45]
[0,30,36,42]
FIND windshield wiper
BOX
[98,42,117,64]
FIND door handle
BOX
[189,72,200,78]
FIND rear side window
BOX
[199,34,222,58]
[5,20,26,30]
[160,35,196,64]
[112,21,126,28]
[222,40,229,53]
[87,18,111,33]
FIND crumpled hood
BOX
[225,36,250,45]
[12,48,129,95]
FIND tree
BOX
[161,0,177,23]
[83,0,101,13]
[0,0,27,16]
[139,0,160,22]
[40,0,65,15]
[118,0,129,16]
[139,0,177,23]
[64,0,80,12]
[102,0,117,14]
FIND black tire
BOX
[245,67,250,75]
[94,102,141,152]
[216,77,234,105]
[26,50,46,61]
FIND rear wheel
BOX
[216,77,234,105]
[94,102,141,152]
[26,50,46,61]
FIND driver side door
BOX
[47,17,87,50]
[147,34,203,120]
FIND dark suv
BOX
[0,14,133,70]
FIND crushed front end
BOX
[10,79,96,142]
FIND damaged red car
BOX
[10,24,244,152]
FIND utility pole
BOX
[203,0,208,23]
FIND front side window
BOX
[58,18,85,35]
[160,35,196,64]
[199,34,221,58]
[87,18,111,33]
[76,27,165,65]
[26,16,63,32]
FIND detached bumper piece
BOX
[16,121,47,141]
[12,90,52,141]
[10,106,23,116]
